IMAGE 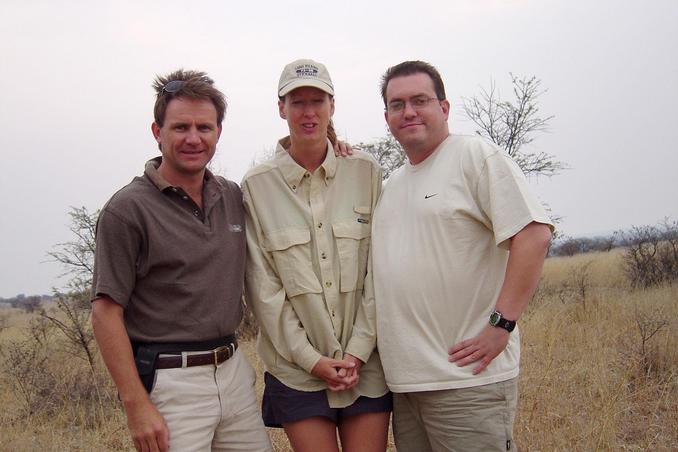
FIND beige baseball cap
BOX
[278,59,334,97]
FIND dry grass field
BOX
[1,249,676,451]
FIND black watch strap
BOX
[489,310,516,332]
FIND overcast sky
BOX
[1,0,677,297]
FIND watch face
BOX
[489,311,501,326]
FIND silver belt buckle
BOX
[213,343,235,367]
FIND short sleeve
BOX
[90,208,141,308]
[476,152,554,249]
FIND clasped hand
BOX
[311,353,362,391]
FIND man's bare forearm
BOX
[92,296,169,451]
[92,296,148,404]
[494,222,552,320]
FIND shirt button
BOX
[292,185,297,190]
[321,252,327,259]
[331,309,335,317]
[325,281,332,288]
[182,196,188,200]
[193,210,199,216]
[317,222,323,228]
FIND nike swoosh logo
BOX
[424,193,438,199]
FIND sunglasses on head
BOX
[162,80,185,94]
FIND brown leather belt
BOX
[155,342,238,369]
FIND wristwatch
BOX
[489,310,516,332]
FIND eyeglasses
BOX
[386,95,440,114]
[162,80,185,94]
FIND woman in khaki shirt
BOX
[242,59,391,452]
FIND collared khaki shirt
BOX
[242,140,387,408]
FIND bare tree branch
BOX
[43,206,99,372]
[462,74,564,177]
[46,206,98,283]
[354,131,405,180]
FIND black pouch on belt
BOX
[134,345,160,393]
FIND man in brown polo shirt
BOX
[91,70,272,452]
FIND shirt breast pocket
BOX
[263,227,322,298]
[332,218,371,293]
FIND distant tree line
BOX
[0,294,52,312]
[549,235,618,257]
[550,218,678,289]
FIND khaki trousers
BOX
[150,349,272,452]
[392,378,518,452]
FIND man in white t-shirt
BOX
[372,60,553,451]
